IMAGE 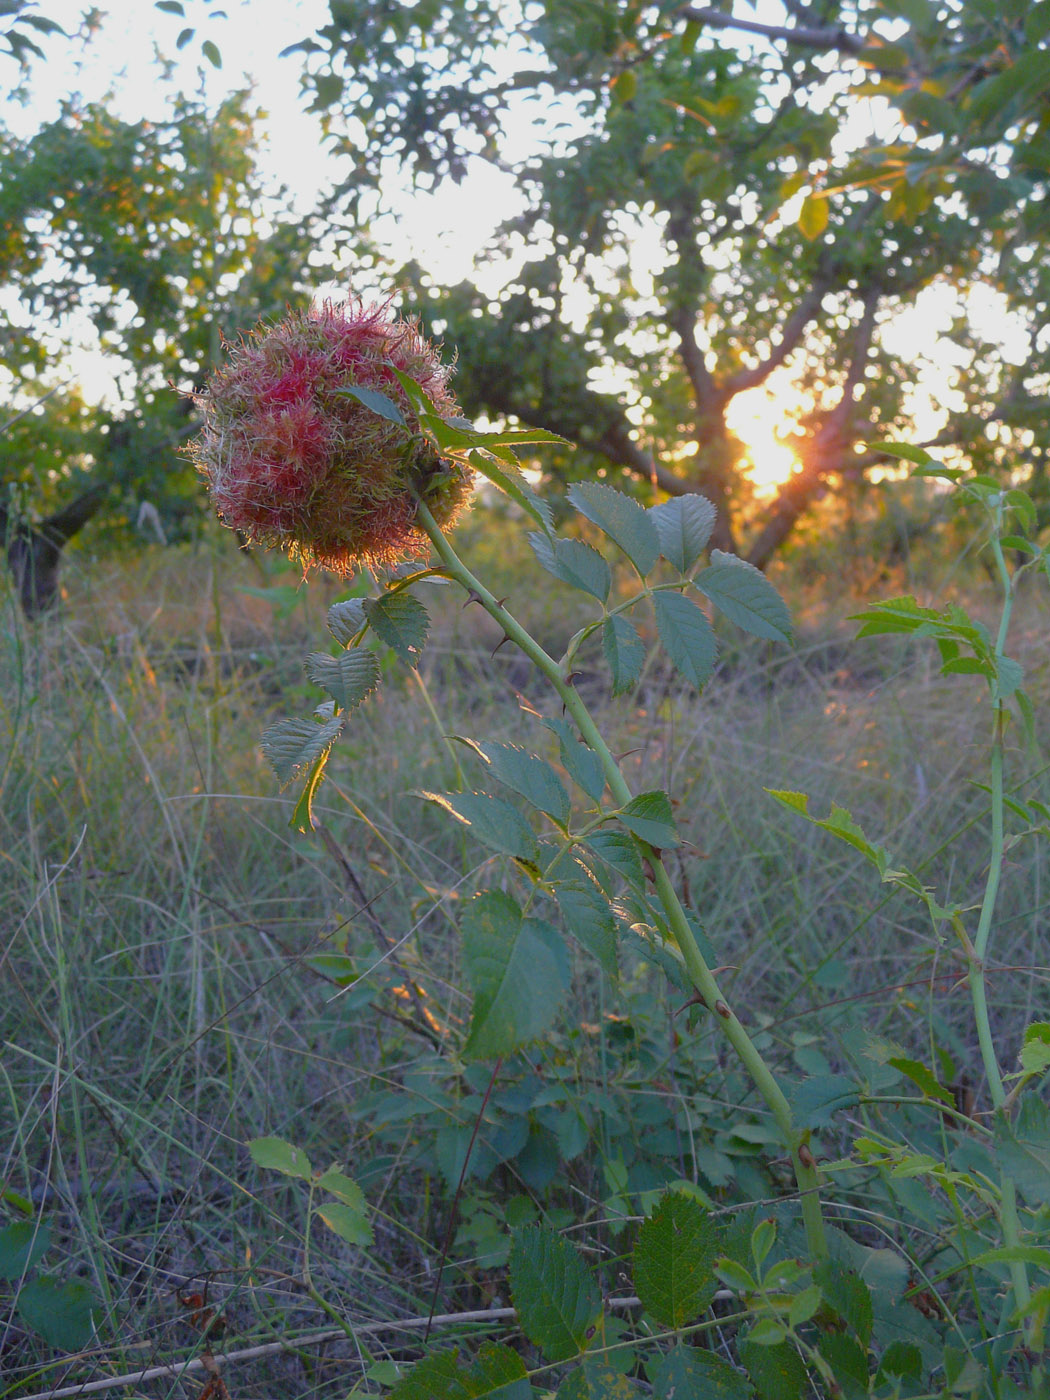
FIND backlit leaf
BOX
[584,831,645,888]
[555,865,618,975]
[1021,1023,1050,1076]
[544,718,606,801]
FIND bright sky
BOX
[5,0,1023,493]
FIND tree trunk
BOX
[1,484,108,618]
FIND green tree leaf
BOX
[568,482,660,577]
[462,891,570,1058]
[260,716,343,785]
[363,592,430,667]
[315,1201,374,1247]
[633,1191,722,1327]
[390,1343,533,1400]
[456,739,571,825]
[17,1276,98,1351]
[617,790,679,849]
[798,192,828,239]
[602,615,646,694]
[249,1136,314,1179]
[813,1261,873,1346]
[305,649,380,712]
[509,1225,602,1363]
[653,591,718,688]
[0,1220,50,1280]
[693,553,792,644]
[417,791,541,864]
[529,532,612,601]
[649,495,716,572]
[651,1346,754,1399]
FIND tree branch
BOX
[678,4,865,56]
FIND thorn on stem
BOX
[798,1143,816,1170]
[714,999,731,1019]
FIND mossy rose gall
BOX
[189,298,474,571]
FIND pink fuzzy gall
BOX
[188,298,473,572]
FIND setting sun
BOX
[725,385,801,495]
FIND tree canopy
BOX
[294,0,1050,561]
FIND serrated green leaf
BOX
[336,383,407,424]
[462,891,570,1058]
[887,1057,954,1106]
[787,1074,859,1129]
[326,597,367,645]
[417,790,540,863]
[316,1168,366,1208]
[1020,1023,1050,1076]
[316,1201,374,1247]
[305,650,380,712]
[391,1343,532,1400]
[994,1095,1050,1205]
[0,1220,50,1281]
[544,719,606,801]
[363,591,429,667]
[817,1333,870,1396]
[457,739,571,825]
[788,1283,824,1329]
[568,482,660,576]
[583,831,646,888]
[649,494,717,572]
[602,616,646,695]
[766,790,888,870]
[651,1346,753,1399]
[249,1136,314,1179]
[694,552,792,643]
[740,1337,807,1400]
[995,654,1024,700]
[510,1225,602,1362]
[617,790,679,849]
[261,715,343,784]
[555,866,618,976]
[875,1340,922,1384]
[633,1191,722,1327]
[621,924,691,992]
[653,591,718,688]
[17,1276,98,1352]
[813,1261,873,1345]
[529,533,612,601]
[557,1361,641,1398]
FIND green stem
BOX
[416,502,827,1260]
[967,520,1031,1338]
